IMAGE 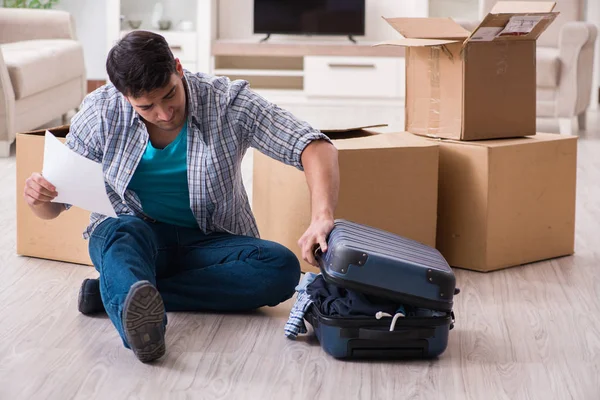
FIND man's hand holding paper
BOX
[23,131,117,219]
[24,172,58,207]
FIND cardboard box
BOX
[16,125,93,265]
[252,129,440,273]
[434,133,577,272]
[377,1,558,141]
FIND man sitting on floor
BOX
[22,31,339,363]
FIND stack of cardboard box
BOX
[254,1,577,274]
[375,1,577,272]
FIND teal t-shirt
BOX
[128,123,198,228]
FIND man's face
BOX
[127,60,187,132]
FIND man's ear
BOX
[175,58,184,77]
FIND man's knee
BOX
[259,241,301,304]
[90,216,157,261]
[96,216,153,240]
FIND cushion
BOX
[1,39,84,100]
[537,47,561,88]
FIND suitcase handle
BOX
[358,327,435,341]
[313,244,323,258]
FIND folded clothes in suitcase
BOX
[285,219,458,360]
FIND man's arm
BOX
[226,79,331,169]
[297,139,340,266]
[225,79,339,264]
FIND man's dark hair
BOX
[106,30,176,98]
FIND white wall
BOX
[55,0,108,80]
[218,0,428,42]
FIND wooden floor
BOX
[0,112,599,400]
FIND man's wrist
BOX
[29,202,63,219]
[312,209,334,222]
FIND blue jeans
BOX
[88,216,301,348]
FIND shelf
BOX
[212,40,405,58]
[214,69,304,77]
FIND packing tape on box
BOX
[428,46,441,134]
[496,40,509,76]
[427,45,456,136]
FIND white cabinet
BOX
[304,56,404,99]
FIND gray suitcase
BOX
[305,219,458,359]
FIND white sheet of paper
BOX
[42,131,117,218]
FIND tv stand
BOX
[259,34,271,43]
[348,35,357,44]
[211,40,406,99]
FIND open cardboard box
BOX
[377,1,558,141]
[16,125,93,265]
[252,125,440,273]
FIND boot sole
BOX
[122,281,166,363]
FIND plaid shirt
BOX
[284,272,319,339]
[65,71,330,239]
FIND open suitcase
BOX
[305,219,458,360]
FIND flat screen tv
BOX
[253,0,366,38]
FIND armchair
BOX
[0,8,86,157]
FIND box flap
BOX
[319,123,387,133]
[383,17,470,40]
[334,132,439,150]
[18,124,70,138]
[465,11,558,43]
[375,38,461,48]
[491,1,556,13]
[317,123,388,140]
